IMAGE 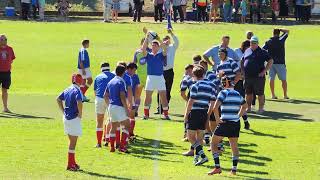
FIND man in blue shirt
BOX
[208,76,248,176]
[184,65,216,166]
[57,73,84,171]
[203,36,239,71]
[93,62,115,148]
[241,36,273,114]
[78,39,92,102]
[104,65,130,153]
[263,28,290,100]
[126,62,141,139]
[141,33,170,120]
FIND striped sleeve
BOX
[240,96,246,105]
[231,60,240,73]
[217,90,226,102]
[180,78,188,91]
[190,84,198,99]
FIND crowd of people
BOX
[5,0,313,23]
[51,25,291,175]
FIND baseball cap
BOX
[250,36,259,44]
[218,48,228,55]
[72,74,83,85]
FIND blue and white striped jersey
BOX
[217,88,246,122]
[190,80,216,110]
[216,58,240,81]
[180,75,195,91]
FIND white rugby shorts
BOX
[63,116,82,136]
[108,105,128,122]
[145,75,166,91]
[78,68,92,79]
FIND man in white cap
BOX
[241,36,273,114]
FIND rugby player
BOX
[57,74,84,171]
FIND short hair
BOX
[117,61,127,68]
[115,65,126,76]
[246,31,254,40]
[82,39,89,46]
[222,35,230,40]
[127,62,138,70]
[192,65,205,78]
[273,29,281,36]
[152,40,160,46]
[193,55,202,63]
[219,48,228,56]
[241,40,251,52]
[163,35,170,41]
[100,62,110,71]
[184,64,194,71]
[199,60,208,67]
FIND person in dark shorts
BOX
[184,65,216,166]
[241,36,273,114]
[0,34,16,113]
[208,76,248,176]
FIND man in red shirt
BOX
[0,34,15,113]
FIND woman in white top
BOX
[234,40,250,67]
[233,40,251,130]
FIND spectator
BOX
[260,0,270,23]
[234,40,250,67]
[241,36,273,114]
[153,0,164,22]
[223,0,233,22]
[156,29,179,114]
[38,0,45,21]
[173,0,184,22]
[31,0,39,19]
[234,40,251,129]
[209,0,220,22]
[0,35,16,113]
[181,0,188,20]
[271,0,280,23]
[103,0,112,22]
[133,0,144,22]
[279,0,288,20]
[112,0,120,22]
[240,0,248,23]
[249,0,259,23]
[203,36,239,71]
[263,28,290,99]
[246,31,254,40]
[21,0,31,20]
[233,0,241,22]
[195,0,208,22]
[300,0,313,23]
[57,0,71,21]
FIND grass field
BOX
[0,20,320,179]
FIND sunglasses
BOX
[0,38,7,41]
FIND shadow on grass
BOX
[129,136,183,163]
[78,170,132,180]
[241,129,286,139]
[0,112,53,120]
[266,98,320,105]
[248,111,314,122]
